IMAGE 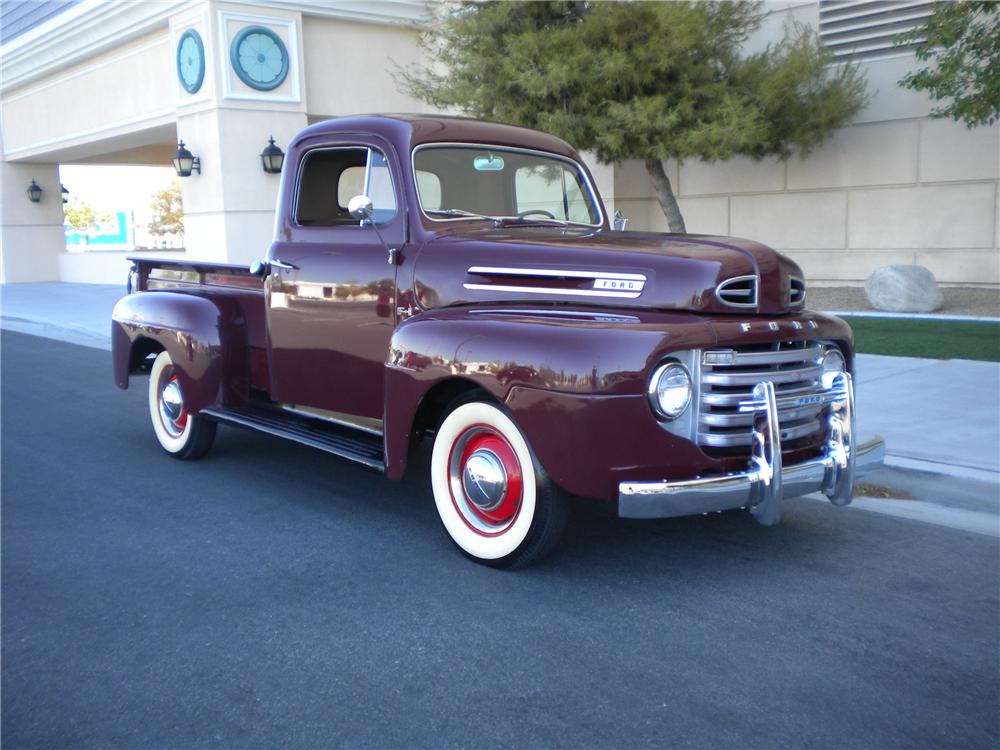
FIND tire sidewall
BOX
[431,401,538,562]
[148,350,194,454]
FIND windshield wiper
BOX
[495,216,573,228]
[425,208,498,222]
[426,208,588,229]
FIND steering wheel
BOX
[517,209,557,219]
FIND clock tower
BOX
[169,3,308,264]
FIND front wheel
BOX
[430,400,567,568]
[148,350,216,460]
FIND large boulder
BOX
[864,265,943,313]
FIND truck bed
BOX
[129,255,269,384]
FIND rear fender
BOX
[111,292,250,412]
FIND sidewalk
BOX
[3,282,999,479]
[1,282,120,351]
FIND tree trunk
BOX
[645,158,686,233]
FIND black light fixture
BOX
[171,141,201,177]
[26,180,43,203]
[61,184,69,204]
[260,136,284,174]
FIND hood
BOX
[412,227,805,315]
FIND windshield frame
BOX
[410,142,606,229]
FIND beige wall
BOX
[58,251,133,284]
[1,30,175,161]
[617,118,999,285]
[614,0,1000,286]
[0,160,64,283]
[302,16,424,116]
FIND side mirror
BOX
[347,194,398,266]
[348,194,374,222]
[249,260,267,277]
[613,210,629,232]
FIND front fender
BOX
[111,292,249,413]
[382,306,714,484]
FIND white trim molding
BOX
[0,0,192,94]
[257,1,429,27]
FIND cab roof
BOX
[291,114,580,160]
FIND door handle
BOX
[270,258,298,271]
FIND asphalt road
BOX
[3,330,998,749]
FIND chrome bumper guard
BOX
[618,372,885,525]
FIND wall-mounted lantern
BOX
[171,141,201,177]
[26,180,43,203]
[61,184,69,204]
[260,136,284,174]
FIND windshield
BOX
[412,145,603,227]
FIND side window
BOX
[296,147,397,226]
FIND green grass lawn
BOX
[847,316,1000,362]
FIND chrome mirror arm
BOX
[349,194,397,266]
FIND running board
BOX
[201,405,385,471]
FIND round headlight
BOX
[648,362,691,420]
[822,347,846,375]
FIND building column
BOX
[0,159,64,283]
[176,107,307,265]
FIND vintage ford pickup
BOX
[112,115,884,567]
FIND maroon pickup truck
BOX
[112,115,884,567]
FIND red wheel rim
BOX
[447,424,524,536]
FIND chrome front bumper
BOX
[618,371,886,525]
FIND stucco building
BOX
[1,0,997,287]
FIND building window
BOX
[819,0,939,62]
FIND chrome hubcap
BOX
[461,449,508,511]
[161,380,184,421]
[157,367,187,438]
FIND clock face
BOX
[230,25,289,91]
[176,30,205,94]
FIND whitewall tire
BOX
[148,350,216,460]
[431,400,567,568]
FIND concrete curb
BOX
[883,455,1000,484]
[824,310,1000,323]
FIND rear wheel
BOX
[430,400,566,568]
[148,350,216,460]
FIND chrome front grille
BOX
[698,340,825,448]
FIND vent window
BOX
[715,276,758,308]
[819,0,939,62]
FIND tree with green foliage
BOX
[897,1,999,128]
[63,197,111,236]
[396,0,868,232]
[148,181,184,240]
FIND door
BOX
[265,143,405,421]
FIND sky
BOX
[59,164,176,214]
